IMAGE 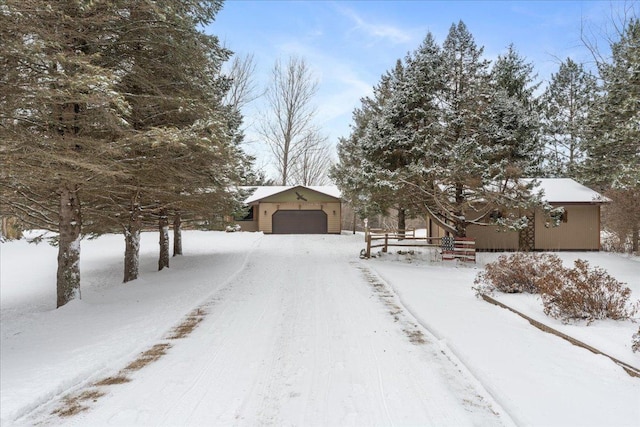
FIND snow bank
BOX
[368,250,640,427]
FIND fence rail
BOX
[364,229,475,262]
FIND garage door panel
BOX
[272,210,327,234]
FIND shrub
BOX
[538,259,638,324]
[473,252,563,296]
[633,328,640,353]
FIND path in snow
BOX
[43,235,512,426]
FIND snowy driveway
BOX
[46,234,510,426]
[4,232,639,426]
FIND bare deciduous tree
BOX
[224,53,260,111]
[580,1,638,70]
[259,56,328,185]
[290,132,333,185]
[580,4,639,253]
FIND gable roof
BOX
[526,178,608,203]
[244,185,341,204]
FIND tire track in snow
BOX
[40,235,515,426]
[21,234,265,426]
[162,245,283,425]
[354,261,517,427]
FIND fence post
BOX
[366,234,371,258]
[364,218,369,242]
[383,233,388,252]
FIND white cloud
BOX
[337,5,413,44]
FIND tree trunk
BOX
[57,183,82,308]
[454,183,466,237]
[123,195,141,283]
[158,208,170,271]
[352,211,356,234]
[173,210,182,256]
[397,207,406,240]
[1,217,22,240]
[454,218,467,238]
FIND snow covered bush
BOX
[473,252,563,296]
[538,259,638,324]
[475,254,639,325]
[633,328,640,353]
[600,230,633,254]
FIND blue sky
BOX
[207,0,635,176]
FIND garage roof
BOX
[244,185,341,204]
[525,178,609,203]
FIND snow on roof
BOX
[526,178,608,203]
[241,180,603,205]
[244,185,341,204]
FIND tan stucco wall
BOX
[534,204,601,250]
[233,205,258,232]
[467,225,520,251]
[260,187,336,203]
[426,204,602,251]
[236,219,258,232]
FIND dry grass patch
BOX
[52,389,105,418]
[357,264,430,345]
[168,309,206,339]
[75,389,105,402]
[49,306,211,420]
[125,343,172,371]
[94,375,131,386]
[404,328,427,345]
[52,402,87,418]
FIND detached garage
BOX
[239,186,341,234]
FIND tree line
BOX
[331,18,639,251]
[0,0,258,307]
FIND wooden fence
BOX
[440,236,477,262]
[364,229,475,262]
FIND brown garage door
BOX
[272,210,328,234]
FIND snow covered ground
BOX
[1,231,639,426]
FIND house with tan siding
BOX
[426,178,608,251]
[236,186,342,234]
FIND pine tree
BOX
[415,31,551,238]
[330,65,401,223]
[359,59,413,232]
[422,21,493,237]
[484,44,543,178]
[0,1,130,307]
[363,36,443,233]
[81,0,247,280]
[583,19,640,251]
[541,58,598,177]
[0,1,251,301]
[332,23,558,239]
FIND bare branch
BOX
[259,56,322,185]
[224,53,261,110]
